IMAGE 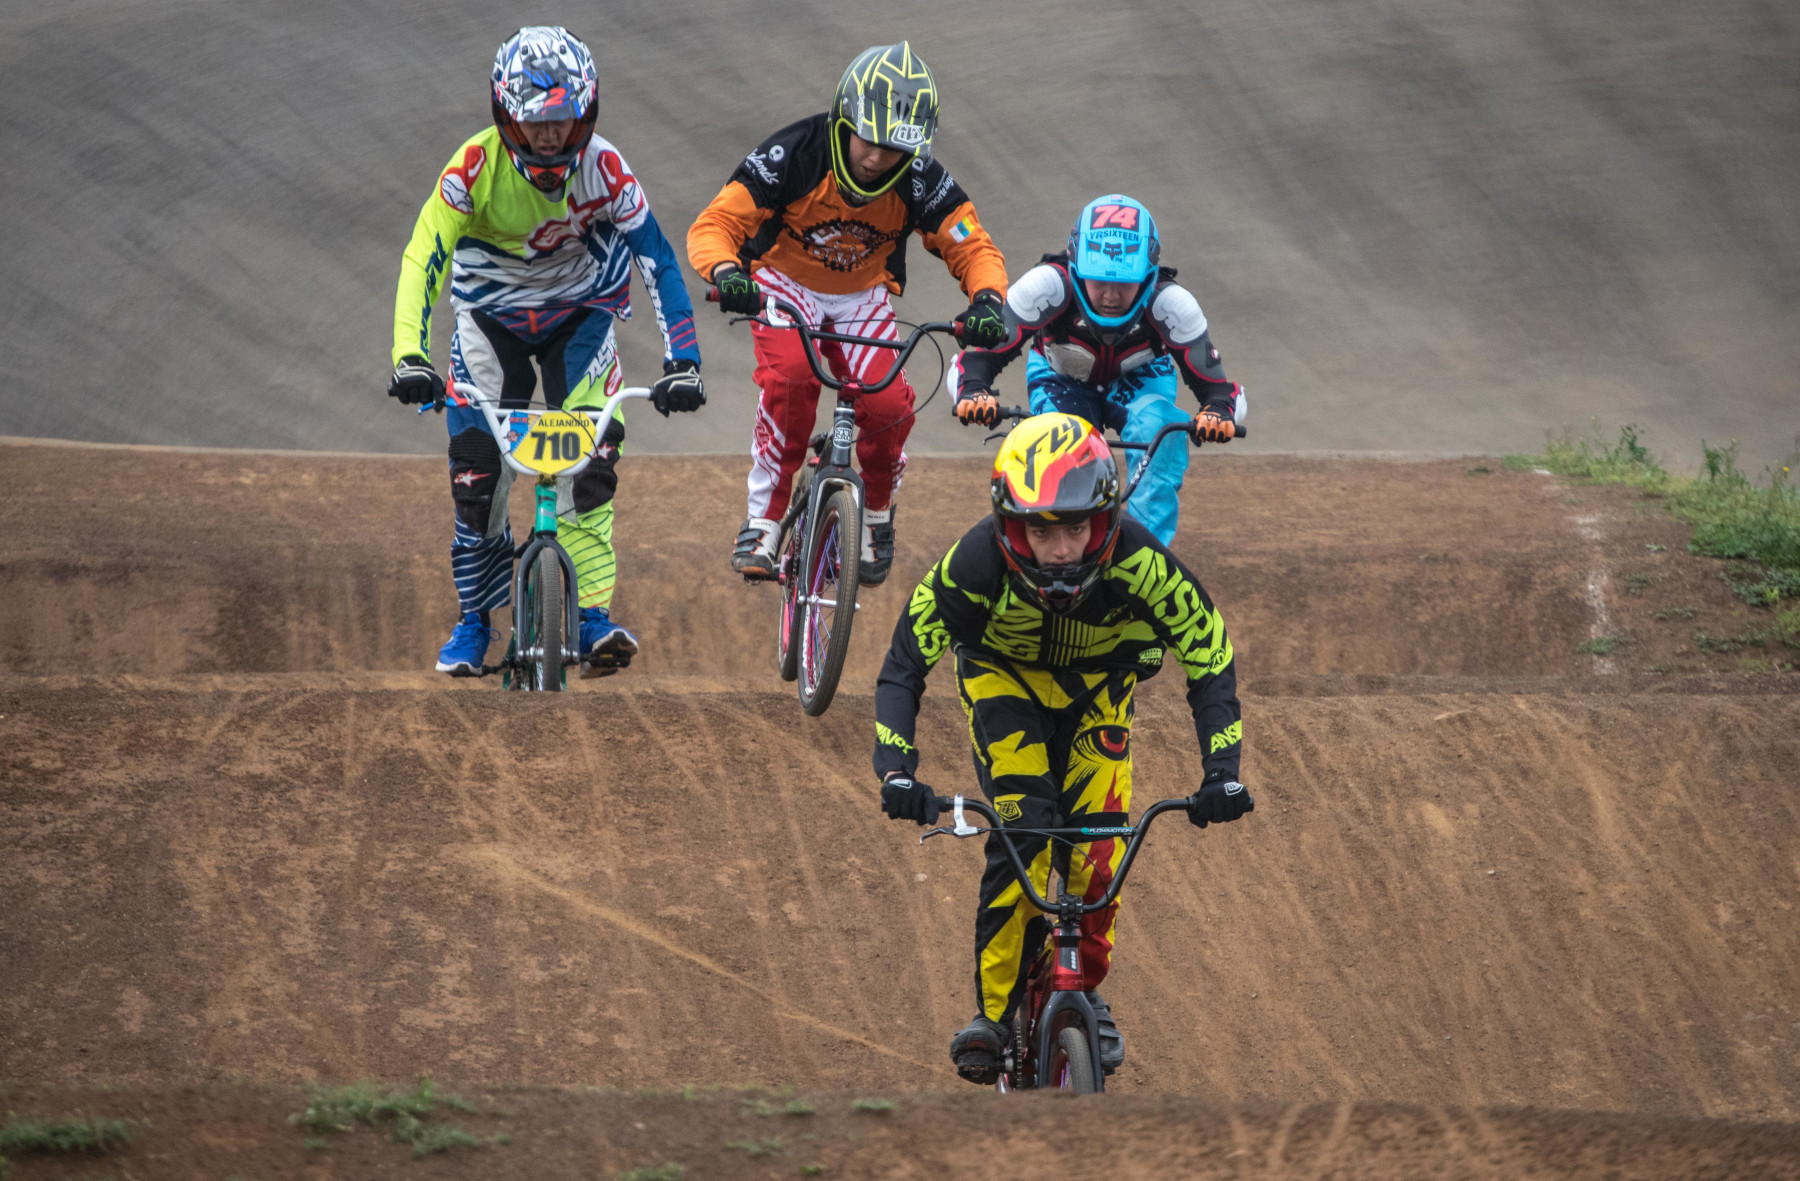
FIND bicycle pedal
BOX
[581,653,631,678]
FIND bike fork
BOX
[1034,906,1106,1092]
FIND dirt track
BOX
[3,442,1799,1178]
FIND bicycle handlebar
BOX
[922,792,1198,917]
[706,286,962,396]
[993,404,1246,442]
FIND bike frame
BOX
[921,792,1195,1092]
[424,386,649,680]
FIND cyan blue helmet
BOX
[1068,195,1161,329]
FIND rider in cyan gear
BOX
[950,195,1243,546]
[687,41,1009,586]
[873,413,1251,1084]
[389,26,704,677]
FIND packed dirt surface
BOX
[5,1084,1800,1181]
[4,443,1798,1180]
[2,2,1796,469]
[7,440,1778,684]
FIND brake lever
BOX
[727,315,770,328]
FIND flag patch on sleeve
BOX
[948,216,976,243]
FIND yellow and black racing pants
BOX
[956,653,1136,1023]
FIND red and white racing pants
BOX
[745,268,915,519]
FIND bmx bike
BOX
[422,385,649,691]
[707,286,963,716]
[921,789,1249,1093]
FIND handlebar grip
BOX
[705,285,718,303]
[1232,423,1248,439]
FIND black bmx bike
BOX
[921,789,1248,1093]
[707,286,963,716]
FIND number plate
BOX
[512,411,598,476]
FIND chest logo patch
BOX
[787,218,902,273]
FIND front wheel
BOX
[523,546,565,692]
[796,486,859,716]
[775,508,806,683]
[1049,1025,1098,1094]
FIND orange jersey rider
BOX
[687,41,1009,585]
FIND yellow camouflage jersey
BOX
[873,515,1242,782]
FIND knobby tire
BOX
[797,486,859,716]
[527,547,564,692]
[1050,1024,1098,1094]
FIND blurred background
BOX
[1,0,1795,470]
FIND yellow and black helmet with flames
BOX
[990,414,1124,613]
[829,41,940,203]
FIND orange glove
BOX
[955,392,1001,428]
[1190,410,1237,443]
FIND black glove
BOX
[880,775,941,825]
[651,358,705,416]
[1189,776,1253,828]
[955,290,1008,349]
[388,355,445,405]
[713,264,764,315]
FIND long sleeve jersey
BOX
[953,254,1238,415]
[686,114,1008,299]
[874,515,1242,783]
[393,127,698,368]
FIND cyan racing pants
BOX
[444,304,624,616]
[1026,351,1189,546]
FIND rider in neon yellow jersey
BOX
[388,26,703,677]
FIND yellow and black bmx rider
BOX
[872,412,1252,1083]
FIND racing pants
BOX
[745,267,914,519]
[958,653,1136,1024]
[1026,352,1189,546]
[444,305,625,616]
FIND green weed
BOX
[849,1098,895,1114]
[1623,573,1658,596]
[1654,606,1697,620]
[1525,427,1800,605]
[618,1165,685,1181]
[1578,636,1621,656]
[290,1078,489,1159]
[1467,466,1491,475]
[801,1167,826,1177]
[0,1115,134,1155]
[725,1137,786,1157]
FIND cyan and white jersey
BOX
[393,126,698,366]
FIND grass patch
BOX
[290,1078,492,1159]
[1654,606,1697,620]
[0,1115,134,1155]
[1578,635,1622,656]
[725,1137,786,1157]
[801,1167,826,1177]
[618,1165,685,1181]
[1519,426,1800,605]
[849,1098,895,1114]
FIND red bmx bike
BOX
[921,789,1248,1093]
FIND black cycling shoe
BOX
[1086,989,1124,1074]
[859,506,895,586]
[949,1015,1006,1085]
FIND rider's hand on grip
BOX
[388,355,445,406]
[1188,774,1253,828]
[1190,409,1238,444]
[955,392,1001,428]
[955,290,1008,349]
[880,775,942,825]
[651,359,705,416]
[711,264,764,315]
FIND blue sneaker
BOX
[436,611,497,675]
[579,607,639,678]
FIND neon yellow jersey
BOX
[392,127,698,368]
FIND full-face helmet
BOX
[491,26,598,192]
[829,41,939,204]
[990,413,1124,613]
[1067,194,1162,330]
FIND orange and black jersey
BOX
[874,515,1242,782]
[686,113,1008,299]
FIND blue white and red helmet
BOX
[491,27,598,192]
[1067,195,1162,330]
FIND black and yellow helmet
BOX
[829,41,939,202]
[989,414,1124,613]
